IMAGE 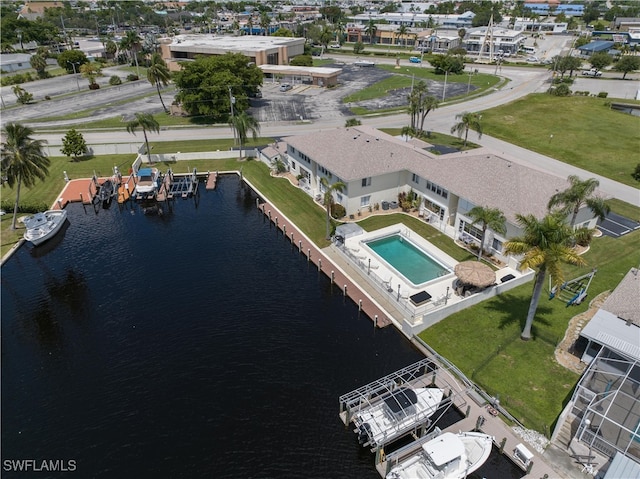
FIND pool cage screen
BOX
[571,347,640,462]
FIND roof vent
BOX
[366,139,369,143]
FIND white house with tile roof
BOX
[268,125,602,263]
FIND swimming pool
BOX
[365,234,451,286]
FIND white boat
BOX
[353,387,444,448]
[134,167,160,198]
[386,431,494,479]
[23,210,68,246]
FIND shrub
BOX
[0,200,49,214]
[597,91,608,98]
[331,203,346,219]
[632,164,640,182]
[109,75,122,85]
[551,83,571,96]
[126,74,139,81]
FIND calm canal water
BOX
[1,175,521,478]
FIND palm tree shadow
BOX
[487,291,553,333]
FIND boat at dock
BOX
[353,386,444,449]
[22,210,68,246]
[96,179,115,207]
[386,430,494,479]
[134,167,160,199]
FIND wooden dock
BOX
[206,172,218,190]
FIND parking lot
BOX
[250,61,474,123]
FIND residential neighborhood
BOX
[1,1,639,478]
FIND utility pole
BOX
[229,86,236,143]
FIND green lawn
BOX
[380,128,480,151]
[480,94,640,187]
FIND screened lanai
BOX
[571,347,640,462]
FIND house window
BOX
[291,161,296,170]
[412,173,420,185]
[336,193,343,203]
[492,238,503,253]
[360,195,371,207]
[361,177,371,187]
[458,220,483,241]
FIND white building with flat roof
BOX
[160,34,306,71]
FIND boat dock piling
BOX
[167,168,199,199]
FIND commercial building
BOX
[159,34,306,71]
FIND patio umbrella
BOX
[454,261,496,288]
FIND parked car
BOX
[279,83,293,92]
[354,60,375,67]
[582,68,602,77]
[329,43,341,49]
[409,56,421,63]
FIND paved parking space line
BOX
[598,224,620,237]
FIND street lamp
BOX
[467,69,473,94]
[68,61,81,91]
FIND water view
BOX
[1,176,521,478]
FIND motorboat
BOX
[386,431,494,479]
[23,209,68,246]
[97,179,115,207]
[134,167,160,198]
[353,387,444,448]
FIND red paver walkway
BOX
[257,199,392,328]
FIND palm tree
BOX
[120,29,141,76]
[260,12,271,35]
[229,111,260,161]
[1,123,51,230]
[30,54,47,79]
[126,113,159,162]
[396,24,409,47]
[467,206,507,261]
[396,25,409,46]
[450,112,483,147]
[547,175,610,228]
[407,81,439,135]
[147,53,171,113]
[320,177,346,240]
[364,19,377,44]
[504,213,586,340]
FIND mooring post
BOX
[331,271,335,284]
[298,240,302,251]
[499,437,506,454]
[374,315,378,328]
[283,225,286,236]
[397,283,401,301]
[255,198,259,208]
[275,217,278,227]
[268,211,271,221]
[358,299,362,311]
[465,405,471,418]
[343,284,347,296]
[57,198,63,210]
[526,462,534,475]
[80,193,86,213]
[476,415,485,430]
[318,258,321,271]
[307,249,311,261]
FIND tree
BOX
[260,12,271,35]
[319,177,345,239]
[353,41,365,54]
[57,49,88,72]
[429,53,465,74]
[174,53,263,120]
[345,118,361,127]
[364,19,377,44]
[589,52,612,71]
[147,53,171,113]
[119,29,141,74]
[450,112,482,147]
[467,206,506,260]
[1,123,51,230]
[12,85,33,104]
[407,81,439,135]
[30,53,48,79]
[126,113,159,162]
[504,213,586,340]
[229,111,260,161]
[61,128,87,161]
[547,175,610,228]
[80,62,101,88]
[105,39,117,59]
[289,55,313,67]
[614,55,640,79]
[396,24,409,47]
[272,27,293,37]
